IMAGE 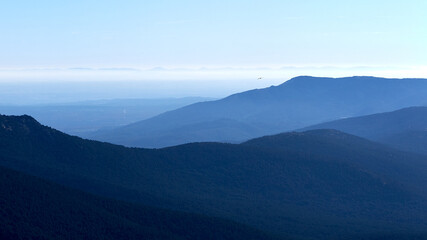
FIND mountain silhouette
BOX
[87,76,427,148]
[303,106,427,155]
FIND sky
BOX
[0,0,426,101]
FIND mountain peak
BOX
[279,75,386,87]
[0,114,44,135]
[0,114,38,122]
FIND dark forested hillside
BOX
[303,106,427,155]
[0,165,278,240]
[1,114,426,239]
[88,76,427,148]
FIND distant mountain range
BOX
[87,76,427,148]
[1,114,426,239]
[303,106,427,155]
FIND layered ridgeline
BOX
[87,76,427,148]
[303,106,427,155]
[1,115,427,239]
[0,165,278,240]
[0,97,212,135]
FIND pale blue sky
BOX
[1,0,426,69]
[0,0,426,103]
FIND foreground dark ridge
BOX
[0,164,279,240]
[87,76,427,148]
[1,114,426,239]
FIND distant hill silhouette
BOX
[0,97,211,135]
[0,114,426,239]
[0,165,278,240]
[303,106,427,155]
[87,76,427,148]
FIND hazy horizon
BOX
[2,1,427,104]
[1,1,426,102]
